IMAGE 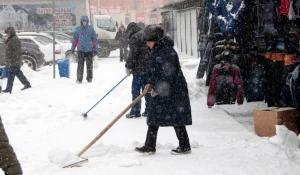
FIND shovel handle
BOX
[78,89,150,157]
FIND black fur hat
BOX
[143,24,164,42]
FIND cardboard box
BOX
[253,107,299,137]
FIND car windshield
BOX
[34,36,51,45]
[55,35,72,43]
[97,18,116,32]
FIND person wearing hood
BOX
[124,22,151,118]
[71,15,98,83]
[135,25,192,155]
[2,27,31,94]
[115,25,128,62]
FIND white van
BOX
[92,15,119,57]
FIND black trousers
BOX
[119,46,128,62]
[145,126,191,150]
[6,66,31,91]
[77,51,93,82]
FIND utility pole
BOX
[52,0,56,79]
[98,0,100,14]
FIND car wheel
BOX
[99,45,110,57]
[22,55,37,71]
[66,52,78,63]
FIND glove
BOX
[151,90,158,97]
[144,84,153,93]
[125,68,132,76]
[93,51,98,57]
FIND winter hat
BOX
[4,27,16,36]
[137,22,145,29]
[125,22,141,38]
[143,24,164,42]
[120,25,125,29]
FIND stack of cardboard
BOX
[253,107,299,137]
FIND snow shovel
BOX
[63,88,150,168]
[82,75,128,118]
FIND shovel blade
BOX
[61,153,88,168]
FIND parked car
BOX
[44,31,72,43]
[18,35,63,64]
[0,33,45,71]
[16,32,78,62]
[17,31,101,62]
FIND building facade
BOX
[90,0,173,26]
[0,0,89,32]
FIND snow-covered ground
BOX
[0,51,300,175]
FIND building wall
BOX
[0,0,88,28]
[90,0,172,26]
[175,8,200,57]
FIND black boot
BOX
[171,146,191,155]
[135,146,156,154]
[2,89,11,94]
[135,126,158,154]
[21,85,31,91]
[173,126,191,155]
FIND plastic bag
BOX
[93,55,99,69]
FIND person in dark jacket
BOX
[71,15,98,83]
[0,116,23,175]
[135,25,192,155]
[2,27,31,94]
[125,22,151,118]
[115,25,128,62]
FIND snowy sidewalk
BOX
[0,55,299,174]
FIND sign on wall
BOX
[136,13,145,23]
[0,4,76,32]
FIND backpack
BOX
[215,64,237,105]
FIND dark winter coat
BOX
[71,16,98,53]
[115,30,128,47]
[147,36,192,127]
[197,40,213,79]
[246,66,265,102]
[0,116,22,175]
[5,27,22,67]
[125,22,149,75]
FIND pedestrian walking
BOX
[135,25,192,155]
[2,27,31,94]
[124,22,151,118]
[115,25,128,62]
[71,15,98,83]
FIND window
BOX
[97,19,116,32]
[20,39,35,44]
[55,35,72,43]
[34,37,51,45]
[150,18,157,24]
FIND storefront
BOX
[157,0,205,58]
[0,0,89,33]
